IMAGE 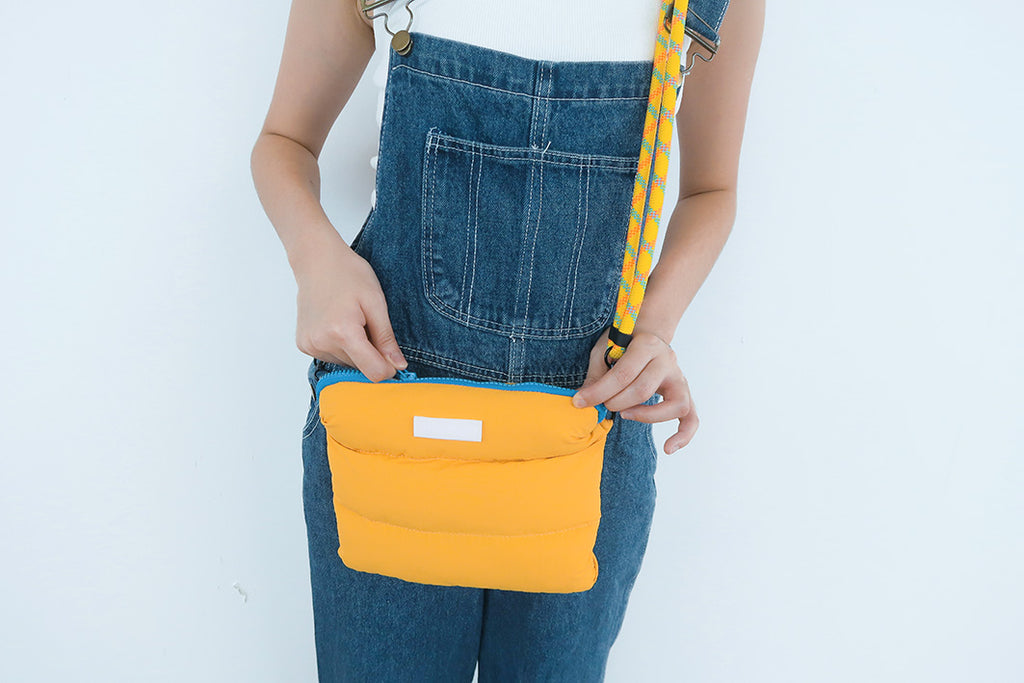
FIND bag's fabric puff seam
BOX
[333,497,601,539]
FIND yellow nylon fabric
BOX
[607,0,688,364]
[318,379,615,593]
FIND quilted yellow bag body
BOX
[316,369,613,593]
[314,0,690,593]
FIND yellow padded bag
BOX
[317,370,614,593]
[315,0,689,594]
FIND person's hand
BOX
[293,231,408,382]
[572,326,698,454]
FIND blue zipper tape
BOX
[315,366,610,422]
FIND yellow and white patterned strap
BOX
[605,0,688,368]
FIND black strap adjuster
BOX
[603,325,633,369]
[607,325,633,348]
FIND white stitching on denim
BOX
[531,61,544,148]
[467,146,481,317]
[525,63,553,339]
[403,346,584,382]
[432,142,635,172]
[459,148,473,310]
[511,160,533,330]
[403,345,503,375]
[426,277,612,336]
[520,147,543,331]
[423,131,434,301]
[507,335,516,381]
[518,335,528,384]
[421,130,432,307]
[420,130,618,337]
[392,64,649,102]
[541,61,553,141]
[528,63,540,147]
[510,334,521,384]
[402,345,587,383]
[713,3,727,29]
[427,278,612,336]
[643,394,661,468]
[429,131,440,301]
[301,395,321,439]
[688,8,717,35]
[568,163,590,326]
[430,128,639,166]
[430,133,638,169]
[560,163,584,329]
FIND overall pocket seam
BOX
[563,162,587,329]
[432,138,639,171]
[420,128,636,339]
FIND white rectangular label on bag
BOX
[413,415,483,442]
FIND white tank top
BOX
[364,0,693,208]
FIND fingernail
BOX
[390,352,407,368]
[571,394,585,408]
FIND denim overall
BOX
[299,27,693,681]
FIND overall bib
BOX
[301,31,662,681]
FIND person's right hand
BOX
[294,232,408,382]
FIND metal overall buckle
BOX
[360,0,418,55]
[663,0,721,76]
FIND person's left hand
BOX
[571,326,698,454]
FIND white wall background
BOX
[2,1,1021,681]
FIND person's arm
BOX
[633,0,767,343]
[251,0,373,274]
[572,0,765,454]
[250,0,409,381]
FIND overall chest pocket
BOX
[420,128,639,339]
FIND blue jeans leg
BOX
[476,393,661,681]
[300,359,484,682]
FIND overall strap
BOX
[605,0,689,368]
[685,0,731,67]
